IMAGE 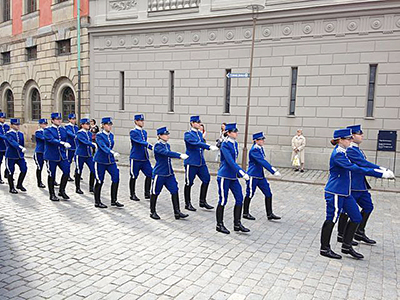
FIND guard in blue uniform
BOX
[75,118,97,194]
[93,117,124,208]
[44,112,72,201]
[129,114,153,201]
[5,118,27,194]
[150,127,189,220]
[0,112,10,184]
[244,132,281,221]
[216,123,250,234]
[337,124,394,245]
[183,116,218,211]
[65,113,79,181]
[320,128,394,259]
[34,118,48,188]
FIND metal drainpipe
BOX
[77,0,82,125]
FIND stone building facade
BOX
[89,0,400,174]
[0,0,90,145]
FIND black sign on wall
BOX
[377,130,397,152]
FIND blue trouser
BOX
[34,152,44,170]
[0,151,4,171]
[217,177,244,206]
[46,159,70,178]
[6,158,27,175]
[325,192,361,223]
[151,174,179,195]
[75,156,95,175]
[352,191,374,214]
[95,162,119,183]
[67,150,76,164]
[184,164,211,186]
[246,177,272,198]
[130,159,152,179]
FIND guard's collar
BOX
[337,145,347,153]
[67,123,75,126]
[79,128,88,132]
[227,137,236,144]
[159,139,167,144]
[102,130,111,135]
[10,128,18,133]
[254,144,263,149]
[191,128,198,132]
[135,125,143,130]
[350,142,359,148]
[51,124,60,129]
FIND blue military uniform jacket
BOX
[247,144,276,178]
[94,131,116,165]
[184,128,210,166]
[35,129,45,153]
[325,145,382,196]
[76,129,95,157]
[65,123,79,150]
[44,125,68,161]
[0,122,10,152]
[5,130,25,159]
[217,138,245,180]
[153,141,181,176]
[130,127,152,161]
[347,143,380,191]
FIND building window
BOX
[31,89,41,121]
[366,64,377,118]
[62,87,75,122]
[119,71,125,110]
[26,46,37,61]
[2,52,11,65]
[6,89,14,118]
[289,67,298,116]
[224,69,231,114]
[169,70,174,112]
[57,0,69,3]
[26,0,37,14]
[3,0,11,22]
[57,39,71,56]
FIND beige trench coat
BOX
[291,135,306,164]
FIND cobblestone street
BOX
[0,158,399,300]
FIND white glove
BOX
[273,171,281,177]
[382,169,395,179]
[61,142,71,149]
[380,166,388,171]
[243,173,250,181]
[180,154,189,160]
[209,145,219,151]
[93,143,98,150]
[111,150,120,158]
[21,147,27,153]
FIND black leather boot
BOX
[199,183,213,209]
[89,172,95,193]
[54,180,59,187]
[341,221,364,259]
[337,213,358,246]
[320,220,342,259]
[48,176,59,201]
[129,177,140,201]
[172,193,188,219]
[67,173,74,182]
[234,205,250,232]
[16,172,27,191]
[144,176,151,199]
[36,169,45,188]
[4,169,8,179]
[111,182,124,207]
[243,196,255,220]
[58,174,70,200]
[354,212,376,244]
[265,196,281,220]
[216,204,230,234]
[184,185,196,211]
[8,174,18,194]
[150,194,160,219]
[94,182,107,208]
[75,171,83,194]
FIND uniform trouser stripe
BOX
[94,162,100,182]
[151,175,158,195]
[333,194,340,223]
[33,153,40,170]
[185,165,190,186]
[45,160,51,176]
[5,158,10,174]
[130,159,135,179]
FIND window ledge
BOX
[52,0,73,12]
[364,117,375,120]
[287,114,296,118]
[222,113,231,116]
[0,20,12,27]
[167,111,175,114]
[21,11,39,22]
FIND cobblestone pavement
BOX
[0,158,399,300]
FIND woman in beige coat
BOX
[291,129,306,172]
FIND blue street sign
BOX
[226,73,250,79]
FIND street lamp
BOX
[241,3,265,169]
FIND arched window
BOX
[31,88,41,121]
[6,89,14,118]
[62,87,75,122]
